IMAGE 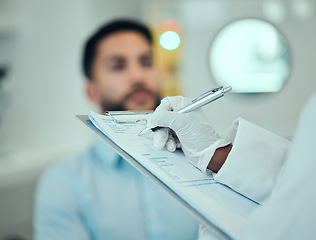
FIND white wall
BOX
[179,0,316,139]
[0,0,96,159]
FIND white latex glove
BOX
[147,96,231,174]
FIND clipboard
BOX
[76,114,258,240]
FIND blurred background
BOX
[0,0,315,239]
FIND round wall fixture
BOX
[209,18,291,93]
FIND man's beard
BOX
[100,85,161,112]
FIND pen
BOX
[138,86,232,136]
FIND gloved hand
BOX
[147,96,231,174]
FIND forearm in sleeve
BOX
[213,118,291,204]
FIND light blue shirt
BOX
[34,140,198,240]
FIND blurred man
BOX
[34,20,198,240]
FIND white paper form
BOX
[88,112,259,239]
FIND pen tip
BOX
[138,128,151,136]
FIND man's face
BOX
[86,30,160,111]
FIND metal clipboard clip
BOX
[104,110,154,124]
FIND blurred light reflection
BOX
[160,31,180,50]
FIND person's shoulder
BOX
[35,144,99,204]
[38,141,117,187]
[39,144,95,181]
